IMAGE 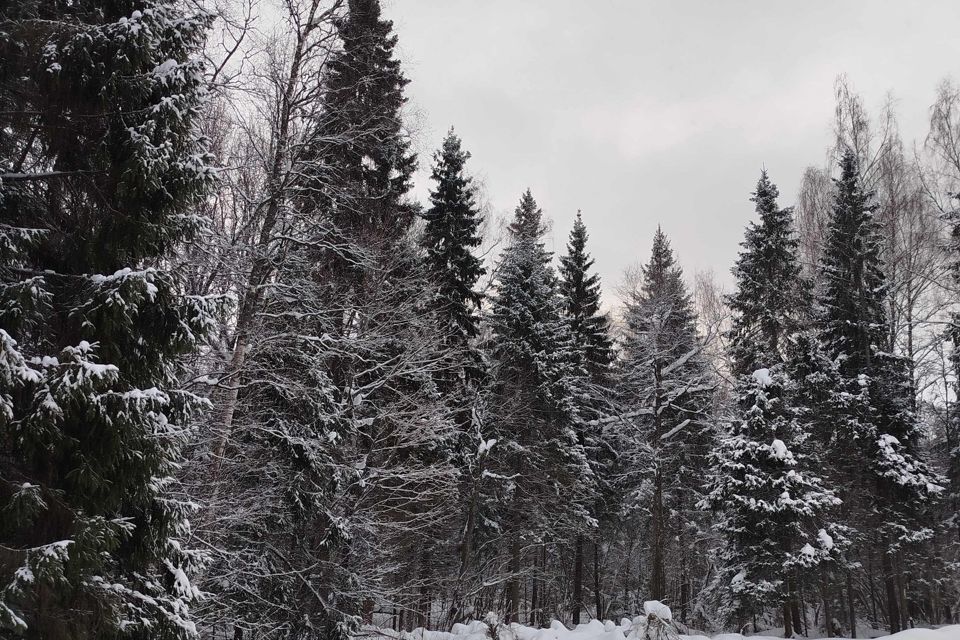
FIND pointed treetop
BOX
[642,225,683,299]
[509,189,545,241]
[752,169,780,214]
[727,170,808,375]
[559,210,613,379]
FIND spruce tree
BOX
[421,127,485,368]
[486,190,594,623]
[816,151,943,633]
[703,360,847,636]
[619,228,714,611]
[558,211,613,624]
[559,211,614,381]
[0,2,213,637]
[320,0,417,240]
[727,171,809,376]
[419,128,488,610]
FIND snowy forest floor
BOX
[361,619,960,640]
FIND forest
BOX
[1,1,959,639]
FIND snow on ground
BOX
[362,618,960,640]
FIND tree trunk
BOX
[882,549,901,633]
[573,535,583,624]
[209,1,323,471]
[540,545,547,626]
[507,537,521,624]
[822,574,833,637]
[847,570,857,637]
[790,577,802,636]
[648,468,666,600]
[594,540,603,619]
[530,551,539,627]
[783,600,794,638]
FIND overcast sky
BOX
[385,1,960,304]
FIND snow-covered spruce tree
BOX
[703,366,844,638]
[816,151,943,634]
[485,190,595,624]
[419,128,488,616]
[706,171,826,636]
[208,231,459,640]
[558,211,613,623]
[194,0,464,636]
[702,362,847,637]
[0,1,213,638]
[319,0,417,243]
[726,171,810,377]
[618,228,714,618]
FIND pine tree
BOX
[816,151,943,633]
[320,0,417,240]
[619,228,714,611]
[727,171,809,376]
[559,211,614,382]
[486,190,594,624]
[207,235,459,640]
[421,127,485,367]
[703,357,847,636]
[419,128,488,610]
[0,2,213,637]
[558,211,613,624]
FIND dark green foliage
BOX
[485,189,594,565]
[814,151,943,633]
[320,0,417,239]
[727,171,809,376]
[0,1,213,637]
[559,212,613,382]
[421,128,485,356]
[703,349,846,625]
[619,228,714,605]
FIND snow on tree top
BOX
[751,367,774,387]
[817,528,835,550]
[770,438,789,460]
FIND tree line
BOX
[1,1,959,639]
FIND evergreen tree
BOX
[727,171,809,376]
[205,235,459,640]
[486,190,594,623]
[703,359,847,636]
[559,211,614,381]
[816,151,943,633]
[558,211,613,624]
[419,128,487,610]
[421,127,485,366]
[320,0,417,240]
[0,1,213,637]
[619,228,714,614]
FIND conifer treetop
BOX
[727,170,808,375]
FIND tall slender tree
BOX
[560,212,614,381]
[486,190,594,624]
[0,1,214,637]
[619,228,714,610]
[558,211,613,623]
[816,151,943,634]
[319,0,417,241]
[419,127,487,619]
